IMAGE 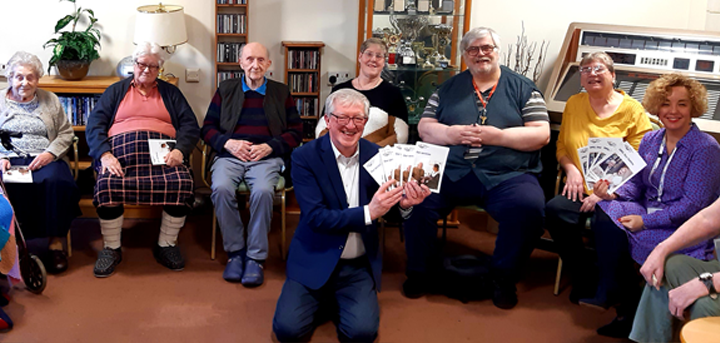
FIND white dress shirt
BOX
[330,141,372,259]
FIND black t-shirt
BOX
[329,80,409,123]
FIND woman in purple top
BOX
[584,74,720,337]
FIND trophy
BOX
[391,15,428,66]
[384,30,402,70]
[430,24,453,68]
[405,0,417,15]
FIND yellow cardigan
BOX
[556,90,652,194]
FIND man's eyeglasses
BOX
[579,65,608,75]
[330,113,367,126]
[362,51,386,61]
[135,61,160,71]
[465,45,497,56]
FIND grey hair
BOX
[360,37,388,55]
[460,27,501,52]
[132,42,167,67]
[6,51,44,80]
[580,51,615,74]
[325,88,370,118]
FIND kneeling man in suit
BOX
[273,88,430,342]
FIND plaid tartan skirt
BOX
[93,131,194,207]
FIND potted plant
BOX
[43,0,101,81]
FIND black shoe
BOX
[153,245,185,271]
[492,279,518,310]
[94,247,122,278]
[45,250,68,274]
[596,316,633,338]
[402,275,432,299]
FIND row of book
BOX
[288,50,320,70]
[217,42,246,63]
[302,119,317,140]
[289,72,318,93]
[216,0,246,4]
[58,95,101,126]
[216,14,247,34]
[216,71,243,87]
[295,97,319,117]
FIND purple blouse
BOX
[598,125,720,264]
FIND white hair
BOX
[132,42,167,66]
[6,51,44,81]
[325,88,370,118]
[461,27,502,52]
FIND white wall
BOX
[0,0,709,120]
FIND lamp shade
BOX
[134,4,187,47]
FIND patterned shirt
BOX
[0,96,50,156]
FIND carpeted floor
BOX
[3,205,628,342]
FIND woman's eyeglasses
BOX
[135,61,160,71]
[579,65,608,75]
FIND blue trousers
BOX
[404,172,545,280]
[210,157,283,260]
[273,258,379,343]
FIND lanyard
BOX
[472,79,497,125]
[647,135,677,203]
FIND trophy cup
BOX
[430,24,453,68]
[391,15,428,67]
[384,30,402,70]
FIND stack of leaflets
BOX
[578,137,647,194]
[363,142,449,193]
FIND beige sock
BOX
[49,237,64,251]
[100,215,123,249]
[158,211,185,247]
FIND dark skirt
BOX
[93,131,194,208]
[4,157,81,239]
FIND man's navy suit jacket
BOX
[286,134,382,291]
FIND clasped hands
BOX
[368,179,431,220]
[447,124,502,147]
[224,139,272,162]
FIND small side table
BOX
[681,316,720,343]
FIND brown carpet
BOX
[3,207,628,342]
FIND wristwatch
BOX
[699,272,718,300]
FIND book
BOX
[589,141,647,194]
[148,139,177,165]
[2,166,32,183]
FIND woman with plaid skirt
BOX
[86,42,200,278]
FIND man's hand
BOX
[668,278,708,320]
[593,179,617,201]
[620,215,644,232]
[224,139,252,161]
[579,193,601,212]
[446,125,482,146]
[28,152,55,171]
[249,143,273,161]
[0,159,10,172]
[477,125,504,146]
[368,179,403,220]
[164,149,184,167]
[399,179,431,209]
[563,167,585,202]
[100,152,124,177]
[640,246,668,289]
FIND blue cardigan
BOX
[86,77,200,161]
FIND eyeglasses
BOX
[330,113,367,126]
[579,65,608,75]
[465,45,497,56]
[135,61,160,71]
[362,51,386,61]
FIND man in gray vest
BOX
[402,27,551,309]
[201,42,302,287]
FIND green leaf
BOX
[86,9,94,16]
[54,15,74,33]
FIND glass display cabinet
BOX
[357,0,472,141]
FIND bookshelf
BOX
[38,75,179,218]
[215,0,248,88]
[281,41,325,142]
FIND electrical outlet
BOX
[328,71,353,87]
[0,63,7,76]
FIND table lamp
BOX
[133,3,187,80]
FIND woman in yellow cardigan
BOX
[545,52,652,312]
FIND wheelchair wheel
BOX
[21,254,47,294]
